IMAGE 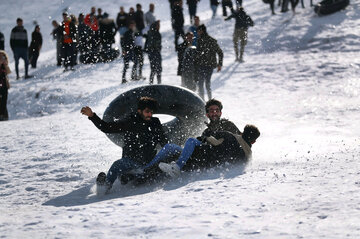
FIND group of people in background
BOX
[0,0,303,121]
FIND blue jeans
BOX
[13,47,29,77]
[106,158,141,185]
[197,66,213,100]
[144,138,202,170]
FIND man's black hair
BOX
[205,99,223,113]
[17,18,23,23]
[242,124,260,144]
[137,97,159,111]
[197,24,207,33]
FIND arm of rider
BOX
[80,106,94,118]
[206,136,224,146]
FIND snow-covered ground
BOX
[1,0,360,238]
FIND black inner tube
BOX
[103,85,207,147]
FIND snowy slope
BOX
[1,0,360,238]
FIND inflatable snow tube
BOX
[103,85,207,147]
[314,0,349,15]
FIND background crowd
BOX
[0,0,311,121]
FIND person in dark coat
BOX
[28,25,42,68]
[77,13,91,55]
[60,12,77,71]
[0,50,11,121]
[121,21,136,83]
[0,32,4,50]
[171,0,185,49]
[10,18,30,79]
[186,0,200,24]
[126,7,136,27]
[144,99,242,171]
[225,6,254,62]
[135,4,145,33]
[51,20,62,66]
[222,0,234,16]
[99,13,117,51]
[177,32,197,91]
[80,96,167,192]
[145,20,162,84]
[195,24,223,100]
[116,6,128,39]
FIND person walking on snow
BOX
[29,25,42,68]
[225,6,254,62]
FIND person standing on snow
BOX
[10,18,31,79]
[186,0,200,24]
[195,24,223,100]
[51,20,62,66]
[0,50,11,121]
[225,6,254,62]
[144,3,156,28]
[60,12,77,71]
[121,21,136,83]
[144,20,162,84]
[80,97,167,193]
[171,0,185,49]
[29,25,42,68]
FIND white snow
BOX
[1,0,360,238]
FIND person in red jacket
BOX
[60,12,77,71]
[84,7,100,51]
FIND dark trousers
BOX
[134,46,144,78]
[122,51,136,83]
[222,0,233,16]
[188,3,197,23]
[148,51,162,84]
[62,43,75,68]
[197,66,213,100]
[29,50,39,68]
[13,47,29,77]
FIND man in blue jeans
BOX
[10,18,31,79]
[81,97,167,192]
[143,99,242,176]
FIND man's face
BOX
[206,105,222,122]
[138,108,153,121]
[185,34,193,43]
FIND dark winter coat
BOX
[121,28,135,54]
[116,12,128,28]
[201,118,242,138]
[77,22,91,52]
[176,41,188,75]
[29,31,42,54]
[126,12,136,27]
[171,5,184,30]
[182,131,251,171]
[135,10,145,32]
[0,32,4,50]
[89,112,167,166]
[196,33,223,69]
[99,18,117,45]
[10,26,28,50]
[182,46,197,78]
[210,0,220,6]
[225,9,254,29]
[145,24,161,53]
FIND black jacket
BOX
[135,10,145,32]
[10,26,28,50]
[0,32,4,50]
[201,118,241,138]
[171,5,184,30]
[225,9,254,29]
[121,28,135,54]
[29,31,42,53]
[176,41,188,75]
[89,112,167,166]
[183,131,250,171]
[144,23,161,53]
[196,33,223,69]
[99,18,117,45]
[116,12,128,28]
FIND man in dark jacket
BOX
[10,18,31,79]
[29,25,42,68]
[60,12,77,71]
[144,99,242,172]
[225,6,254,62]
[99,13,117,51]
[135,4,145,33]
[81,97,167,192]
[171,0,185,49]
[0,31,4,50]
[144,20,162,84]
[116,6,128,39]
[51,20,63,66]
[121,21,136,83]
[195,24,223,100]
